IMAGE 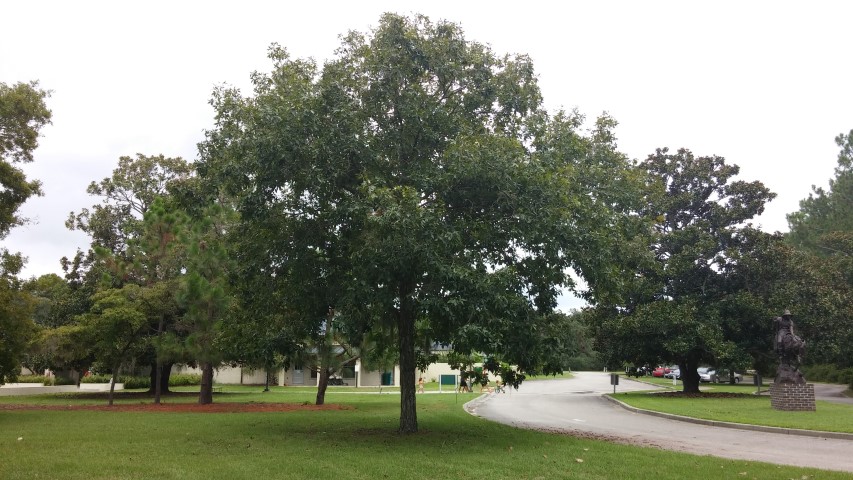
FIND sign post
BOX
[610,373,619,394]
[754,373,762,394]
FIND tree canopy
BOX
[0,80,51,383]
[200,13,639,432]
[593,148,776,392]
[787,130,853,283]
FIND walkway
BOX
[469,371,853,473]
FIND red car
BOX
[652,366,674,377]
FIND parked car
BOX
[713,369,743,384]
[698,368,743,383]
[652,366,676,378]
[697,367,714,382]
[663,368,681,379]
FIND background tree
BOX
[108,197,186,403]
[787,130,853,263]
[593,148,776,392]
[0,81,51,239]
[199,14,639,432]
[0,254,36,383]
[177,204,235,404]
[719,229,853,374]
[77,285,149,405]
[67,154,192,256]
[68,155,191,396]
[21,274,90,380]
[295,310,361,406]
[781,129,853,370]
[0,80,51,383]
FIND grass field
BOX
[1,387,849,479]
[611,390,853,433]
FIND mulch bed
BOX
[0,402,350,413]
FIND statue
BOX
[773,310,806,384]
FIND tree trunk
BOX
[316,368,330,405]
[153,315,165,404]
[198,362,214,405]
[679,359,701,393]
[108,364,120,406]
[397,288,417,434]
[148,362,172,395]
[154,358,163,404]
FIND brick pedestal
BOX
[769,383,816,411]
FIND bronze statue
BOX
[774,310,806,384]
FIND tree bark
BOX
[153,314,165,404]
[198,362,214,404]
[316,368,329,406]
[108,364,120,406]
[160,363,172,393]
[397,285,418,434]
[679,358,701,393]
[148,362,172,395]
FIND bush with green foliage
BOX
[168,373,202,386]
[78,373,202,389]
[80,374,116,384]
[802,364,853,385]
[122,376,150,389]
[13,375,49,384]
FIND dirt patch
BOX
[0,402,351,413]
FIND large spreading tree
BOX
[200,14,639,433]
[593,148,776,392]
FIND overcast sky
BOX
[2,1,851,310]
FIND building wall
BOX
[172,362,483,388]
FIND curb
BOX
[462,393,492,416]
[603,394,853,441]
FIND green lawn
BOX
[1,388,849,479]
[611,391,853,433]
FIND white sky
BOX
[2,1,851,311]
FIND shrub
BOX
[15,375,48,384]
[169,374,202,386]
[838,368,853,386]
[81,374,115,384]
[122,377,150,389]
[802,364,853,385]
[80,374,149,389]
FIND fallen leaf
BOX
[17,437,23,441]
[583,448,589,451]
[575,458,584,463]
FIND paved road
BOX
[470,371,853,473]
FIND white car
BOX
[697,367,715,382]
[712,369,743,383]
[699,368,743,383]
